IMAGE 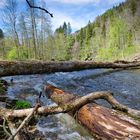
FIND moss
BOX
[15,100,32,109]
[127,113,140,122]
[113,106,128,113]
[0,79,8,94]
[53,96,64,104]
[113,106,140,122]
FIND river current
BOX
[3,69,140,140]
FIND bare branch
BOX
[7,104,40,140]
[26,0,53,17]
[3,117,11,137]
[1,91,140,119]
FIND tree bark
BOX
[0,85,140,139]
[0,60,140,76]
[45,85,140,140]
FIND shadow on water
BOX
[2,68,140,140]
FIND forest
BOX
[0,0,140,140]
[0,0,140,61]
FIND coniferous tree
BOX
[130,0,137,16]
[63,22,67,36]
[55,26,64,34]
[79,28,84,45]
[67,22,72,35]
[3,0,20,59]
[0,29,4,38]
[0,29,5,58]
[86,21,92,43]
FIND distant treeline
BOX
[0,0,140,61]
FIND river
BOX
[2,69,140,140]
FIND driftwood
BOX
[7,121,23,140]
[0,60,140,76]
[7,104,40,140]
[0,85,140,139]
[45,85,140,140]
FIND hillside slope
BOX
[72,0,140,61]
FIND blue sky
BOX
[0,0,126,32]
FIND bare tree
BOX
[2,0,20,59]
[39,0,52,59]
[18,13,30,59]
[27,0,39,59]
[0,29,5,58]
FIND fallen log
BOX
[0,85,140,139]
[0,60,140,76]
[45,85,140,140]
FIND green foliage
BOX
[106,9,114,17]
[95,20,100,28]
[79,28,85,45]
[86,21,93,43]
[130,0,137,15]
[116,3,125,13]
[15,100,31,109]
[63,35,74,60]
[102,23,106,37]
[1,0,140,62]
[96,43,139,61]
[53,33,67,60]
[123,44,139,56]
[67,22,72,35]
[96,46,120,61]
[0,29,4,39]
[0,28,5,59]
[63,22,67,35]
[55,26,64,34]
[7,46,28,60]
[79,43,92,60]
[108,18,129,49]
[7,47,18,60]
[55,22,72,36]
[95,17,139,61]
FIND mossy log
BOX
[0,60,140,76]
[45,85,140,140]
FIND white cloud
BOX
[0,0,5,8]
[51,0,100,5]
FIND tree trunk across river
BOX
[0,60,140,76]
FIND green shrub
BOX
[15,100,32,109]
[7,47,18,60]
[7,46,29,60]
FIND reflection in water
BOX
[2,69,140,139]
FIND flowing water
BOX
[2,69,140,140]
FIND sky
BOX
[0,0,126,32]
